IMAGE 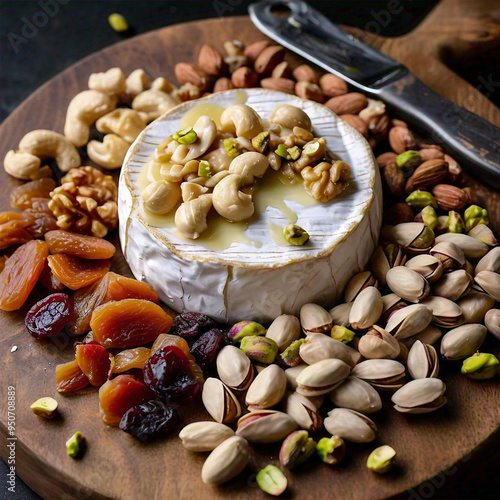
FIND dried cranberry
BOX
[143,346,200,404]
[119,400,179,441]
[170,312,215,338]
[190,328,225,374]
[25,293,73,339]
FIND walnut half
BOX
[301,161,351,203]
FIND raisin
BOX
[56,359,90,393]
[0,213,33,250]
[10,178,56,210]
[98,375,155,426]
[151,334,192,359]
[25,293,73,339]
[0,240,49,311]
[47,254,110,290]
[170,312,215,338]
[119,400,179,441]
[90,299,172,349]
[190,328,226,374]
[75,343,111,387]
[113,347,151,374]
[38,261,65,292]
[143,346,201,404]
[23,198,58,238]
[45,230,116,260]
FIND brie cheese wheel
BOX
[119,89,382,323]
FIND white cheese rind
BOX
[119,89,382,323]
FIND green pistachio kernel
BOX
[256,465,288,496]
[240,336,278,364]
[303,141,320,157]
[275,143,290,159]
[198,160,212,177]
[229,320,266,342]
[367,445,397,474]
[108,13,129,33]
[396,150,420,176]
[223,138,240,157]
[445,210,465,233]
[280,339,305,367]
[331,325,355,344]
[461,352,499,380]
[316,436,346,465]
[405,190,437,209]
[419,205,438,230]
[287,146,301,161]
[173,127,198,144]
[251,131,270,153]
[30,396,58,419]
[411,224,435,249]
[66,431,86,459]
[464,205,489,232]
[283,224,309,246]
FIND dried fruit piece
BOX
[151,333,192,358]
[113,347,151,373]
[56,359,90,393]
[38,261,65,292]
[23,198,58,238]
[48,254,110,290]
[70,272,158,336]
[45,230,116,260]
[25,293,73,339]
[99,375,155,426]
[170,312,215,338]
[190,328,225,374]
[10,178,56,210]
[0,240,49,311]
[75,342,111,386]
[0,213,33,250]
[91,299,172,349]
[119,400,179,441]
[0,256,8,273]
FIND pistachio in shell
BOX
[473,270,500,302]
[266,314,301,352]
[299,333,361,367]
[300,303,333,334]
[179,421,235,452]
[279,430,317,468]
[245,364,287,410]
[457,291,495,324]
[405,254,443,283]
[485,309,500,341]
[236,410,298,443]
[328,376,382,414]
[216,345,254,391]
[386,266,430,303]
[296,358,351,396]
[202,377,241,424]
[440,324,487,360]
[285,364,308,390]
[420,296,464,328]
[349,286,383,330]
[351,359,405,391]
[468,224,497,246]
[407,340,439,379]
[324,408,377,443]
[285,391,323,431]
[401,325,442,348]
[329,302,353,327]
[430,241,466,271]
[390,222,435,253]
[475,247,500,275]
[433,269,473,301]
[435,233,488,259]
[370,243,407,287]
[385,304,433,339]
[392,378,446,413]
[358,326,400,359]
[344,271,378,302]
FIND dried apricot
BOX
[0,214,33,250]
[23,198,58,238]
[151,334,191,359]
[99,374,155,426]
[56,359,90,393]
[0,212,24,224]
[39,261,65,292]
[113,347,151,373]
[70,273,159,336]
[47,254,110,290]
[75,342,111,387]
[10,178,56,210]
[0,240,49,311]
[45,230,116,260]
[91,299,172,349]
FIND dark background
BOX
[0,1,499,499]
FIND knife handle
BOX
[379,75,500,188]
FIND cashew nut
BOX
[228,152,269,185]
[171,115,217,164]
[181,182,210,202]
[3,150,42,180]
[187,170,230,188]
[132,89,178,122]
[175,194,213,239]
[88,67,126,95]
[87,134,130,170]
[64,90,117,147]
[96,109,146,143]
[220,104,263,139]
[142,180,181,214]
[125,69,151,97]
[270,104,312,132]
[201,134,233,172]
[18,129,81,173]
[212,173,254,222]
[151,76,176,94]
[160,160,199,182]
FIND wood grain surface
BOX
[0,1,499,499]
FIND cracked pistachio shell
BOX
[474,270,500,302]
[316,436,346,465]
[328,376,382,414]
[349,286,383,330]
[296,358,351,396]
[236,410,298,443]
[179,421,235,452]
[279,430,317,469]
[402,325,442,348]
[285,391,323,431]
[201,436,250,485]
[457,291,495,324]
[392,378,446,413]
[468,224,497,246]
[475,247,500,275]
[299,333,361,367]
[216,345,253,391]
[433,270,473,301]
[386,267,430,303]
[358,326,400,359]
[329,302,353,327]
[382,293,405,313]
[485,309,500,341]
[440,324,487,360]
[352,359,405,390]
[285,364,308,390]
[405,254,443,283]
[266,314,301,352]
[435,233,489,259]
[300,303,333,334]
[344,271,377,302]
[430,241,466,270]
[370,244,406,287]
[390,222,434,252]
[385,304,433,340]
[420,296,464,328]
[324,408,377,443]
[245,364,287,410]
[407,340,439,379]
[202,377,241,424]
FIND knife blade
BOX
[249,0,500,189]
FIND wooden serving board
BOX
[1,1,499,499]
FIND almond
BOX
[272,61,292,79]
[260,77,295,94]
[319,73,348,98]
[340,114,368,138]
[420,147,445,161]
[384,162,406,197]
[405,159,449,193]
[432,184,468,211]
[295,81,324,103]
[325,93,368,115]
[389,126,416,154]
[231,66,259,88]
[368,113,390,140]
[244,40,273,63]
[376,152,397,169]
[198,44,227,77]
[254,46,286,75]
[213,77,234,93]
[174,63,209,91]
[386,203,415,225]
[293,64,318,84]
[392,118,408,128]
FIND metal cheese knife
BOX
[249,0,500,189]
